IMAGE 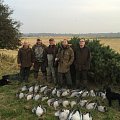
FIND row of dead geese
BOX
[17,84,106,99]
[16,84,108,119]
[47,97,107,112]
[32,105,93,120]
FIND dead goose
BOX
[82,112,92,120]
[79,99,88,107]
[85,101,97,110]
[97,105,108,112]
[16,92,24,99]
[62,100,70,108]
[34,84,39,93]
[57,90,62,97]
[89,90,96,97]
[47,98,56,106]
[61,89,70,97]
[32,105,46,117]
[40,85,47,93]
[55,109,70,120]
[26,93,34,101]
[29,86,34,93]
[44,88,52,96]
[21,85,28,92]
[82,90,89,97]
[71,109,82,120]
[97,91,106,100]
[52,87,57,96]
[33,94,42,101]
[53,99,62,110]
[41,96,49,101]
[69,90,83,98]
[70,100,77,108]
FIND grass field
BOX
[0,36,120,120]
[0,76,120,120]
[100,38,120,53]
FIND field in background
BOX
[22,37,120,53]
[100,38,120,53]
[21,36,71,46]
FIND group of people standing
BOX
[17,38,91,88]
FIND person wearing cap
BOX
[43,38,58,84]
[55,39,74,88]
[32,39,47,81]
[74,38,91,88]
[17,41,34,82]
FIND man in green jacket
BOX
[32,39,47,81]
[17,41,34,82]
[74,38,91,88]
[56,39,74,88]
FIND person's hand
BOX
[18,64,21,67]
[55,58,58,61]
[32,63,34,67]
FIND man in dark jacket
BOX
[32,39,47,81]
[56,39,74,88]
[17,41,34,82]
[43,38,58,84]
[74,38,91,88]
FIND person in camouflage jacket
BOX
[32,39,47,81]
[56,39,74,88]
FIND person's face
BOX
[37,40,42,45]
[62,40,68,47]
[49,40,55,45]
[79,39,85,47]
[23,42,29,48]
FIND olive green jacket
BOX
[57,45,74,73]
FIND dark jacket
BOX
[74,45,91,71]
[57,45,74,73]
[43,45,58,67]
[32,43,46,62]
[17,47,34,67]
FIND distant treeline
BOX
[22,32,120,38]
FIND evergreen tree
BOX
[0,0,21,49]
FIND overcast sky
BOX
[4,0,120,33]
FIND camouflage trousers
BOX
[33,61,47,80]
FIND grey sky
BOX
[4,0,120,33]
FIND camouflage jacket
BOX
[57,45,74,73]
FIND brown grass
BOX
[21,36,71,46]
[100,38,120,53]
